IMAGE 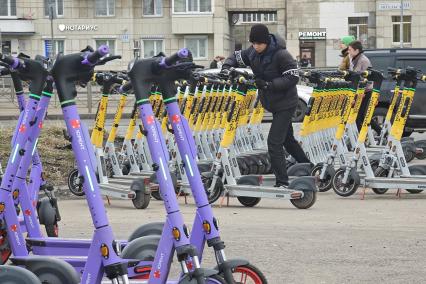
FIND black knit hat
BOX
[249,24,270,44]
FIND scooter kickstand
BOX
[105,195,111,205]
[396,189,402,198]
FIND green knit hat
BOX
[341,35,356,46]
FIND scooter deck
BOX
[363,177,426,190]
[99,183,135,199]
[27,237,128,256]
[225,184,304,200]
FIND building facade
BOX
[0,0,424,69]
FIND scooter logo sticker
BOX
[154,270,161,278]
[146,115,155,125]
[24,209,31,216]
[172,115,180,123]
[38,122,43,129]
[18,124,26,133]
[10,224,17,232]
[71,119,81,129]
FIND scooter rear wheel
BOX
[236,178,261,207]
[0,265,42,284]
[415,140,426,160]
[131,178,151,209]
[45,222,59,237]
[372,167,389,195]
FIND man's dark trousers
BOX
[267,107,310,185]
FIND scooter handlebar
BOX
[0,54,22,69]
[159,48,189,68]
[81,45,109,66]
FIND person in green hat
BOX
[339,35,355,70]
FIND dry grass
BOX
[0,126,75,186]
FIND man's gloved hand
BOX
[255,78,272,90]
[219,68,231,78]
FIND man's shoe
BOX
[274,182,289,188]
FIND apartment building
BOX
[0,0,425,69]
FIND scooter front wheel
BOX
[0,265,42,284]
[332,168,360,197]
[227,263,267,284]
[311,164,333,192]
[67,168,85,196]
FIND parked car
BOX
[364,48,426,135]
[199,68,311,123]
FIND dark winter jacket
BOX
[222,34,299,113]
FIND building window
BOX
[95,0,115,16]
[392,15,411,43]
[142,39,164,58]
[0,0,16,17]
[348,17,368,47]
[44,40,65,57]
[143,0,162,16]
[174,0,212,13]
[185,37,207,59]
[236,12,277,24]
[95,39,115,56]
[44,0,64,17]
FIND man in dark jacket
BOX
[221,24,311,187]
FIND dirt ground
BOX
[57,190,426,284]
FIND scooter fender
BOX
[287,163,312,176]
[37,197,57,226]
[214,258,250,278]
[289,176,317,192]
[178,269,219,283]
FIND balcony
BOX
[0,19,35,35]
[171,14,214,34]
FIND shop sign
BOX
[378,2,410,10]
[58,24,99,32]
[298,31,327,40]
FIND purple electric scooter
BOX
[0,52,80,283]
[0,66,60,265]
[122,51,267,283]
[1,47,225,283]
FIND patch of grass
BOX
[0,126,74,186]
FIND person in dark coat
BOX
[220,24,311,187]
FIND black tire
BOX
[45,222,59,237]
[332,168,360,197]
[261,152,272,174]
[311,164,333,192]
[402,130,413,137]
[67,169,85,197]
[242,156,259,175]
[206,274,227,283]
[292,99,307,122]
[415,140,426,160]
[0,265,42,284]
[131,179,151,209]
[128,222,164,242]
[406,167,425,194]
[236,178,261,207]
[227,263,268,284]
[237,157,250,175]
[122,160,131,175]
[147,172,178,201]
[25,257,80,284]
[403,147,415,163]
[370,159,380,172]
[202,175,224,204]
[290,189,316,209]
[372,166,389,195]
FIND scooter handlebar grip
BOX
[82,45,109,65]
[0,54,21,69]
[160,48,189,68]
